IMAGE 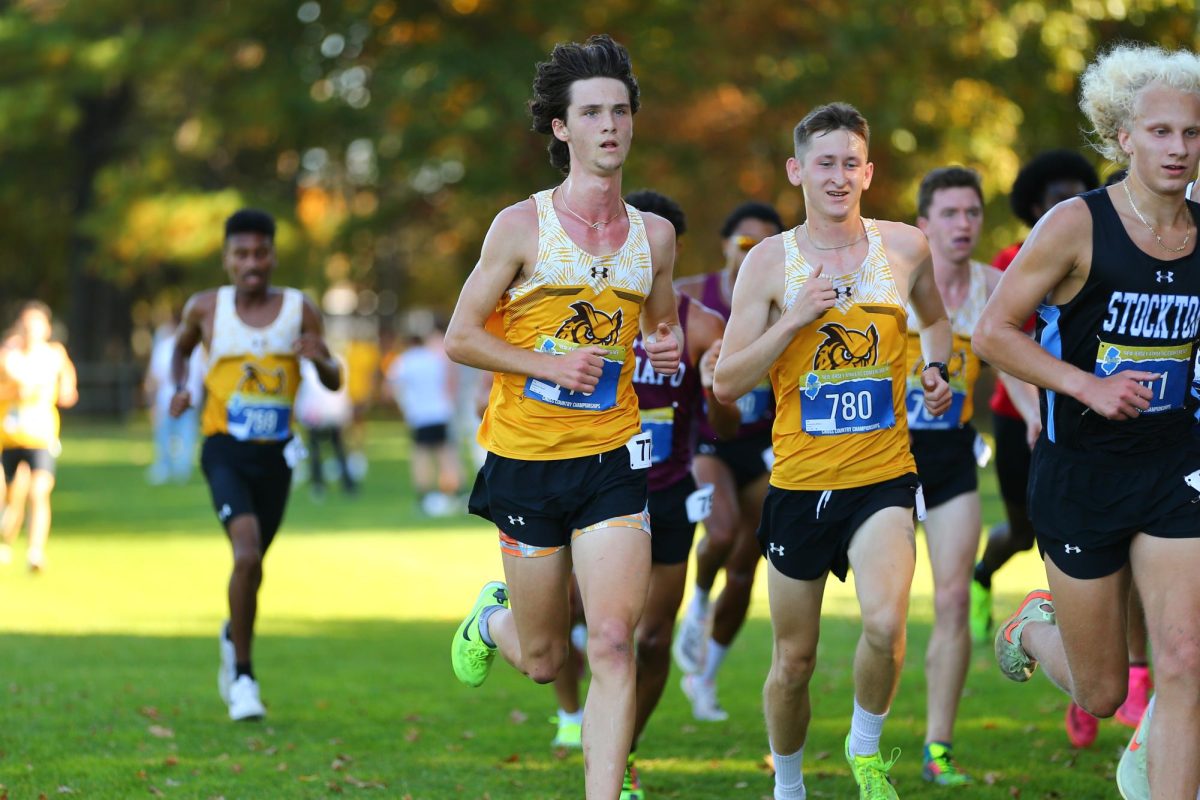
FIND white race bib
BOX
[626,430,652,470]
[685,483,715,523]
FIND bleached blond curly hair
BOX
[1079,43,1200,165]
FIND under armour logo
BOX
[508,515,525,526]
[1157,271,1174,283]
[834,286,853,299]
[769,543,785,556]
[591,267,609,279]
[1064,544,1082,554]
[218,504,232,522]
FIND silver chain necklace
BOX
[1123,178,1193,254]
[559,181,623,230]
[803,220,868,251]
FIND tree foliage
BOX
[0,0,1195,359]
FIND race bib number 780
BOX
[800,365,895,436]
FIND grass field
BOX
[0,419,1134,799]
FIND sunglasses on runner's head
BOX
[733,235,761,252]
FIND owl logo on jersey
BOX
[813,323,880,370]
[555,301,624,347]
[237,363,287,395]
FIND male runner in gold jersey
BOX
[171,209,341,721]
[444,35,682,800]
[714,102,952,800]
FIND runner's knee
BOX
[586,617,636,672]
[769,643,817,690]
[523,640,568,685]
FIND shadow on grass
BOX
[0,618,1130,800]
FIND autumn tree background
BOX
[1,0,1196,402]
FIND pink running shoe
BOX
[1065,701,1099,748]
[1115,665,1152,729]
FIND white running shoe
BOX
[227,675,266,721]
[217,622,236,705]
[681,674,728,722]
[672,604,707,675]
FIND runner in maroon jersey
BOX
[672,201,785,720]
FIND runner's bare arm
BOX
[639,214,683,375]
[713,238,834,404]
[687,300,739,440]
[903,230,953,415]
[975,198,1154,419]
[55,343,79,409]
[169,291,213,417]
[445,203,605,393]
[296,297,341,390]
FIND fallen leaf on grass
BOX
[461,730,476,740]
[1009,788,1021,797]
[501,754,520,764]
[343,773,386,789]
[983,772,999,785]
[276,763,288,772]
[297,775,320,782]
[147,726,174,739]
[508,710,527,724]
[135,771,147,781]
[403,728,420,743]
[735,782,748,789]
[56,788,75,795]
[230,764,242,774]
[403,714,422,723]
[164,779,180,787]
[147,786,164,797]
[139,707,160,720]
[552,748,570,761]
[326,780,343,793]
[332,754,353,770]
[163,756,178,767]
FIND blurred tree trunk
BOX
[66,82,133,362]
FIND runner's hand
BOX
[549,346,606,393]
[1084,371,1157,420]
[921,367,952,417]
[782,264,837,331]
[168,389,191,418]
[645,323,681,376]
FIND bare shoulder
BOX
[640,210,677,251]
[490,198,539,238]
[736,234,787,300]
[184,289,219,319]
[874,219,928,262]
[1031,195,1092,241]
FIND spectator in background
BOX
[0,301,79,571]
[387,328,461,516]
[296,356,356,499]
[145,312,205,484]
[343,320,381,482]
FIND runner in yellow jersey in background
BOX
[171,208,341,722]
[0,301,78,572]
[445,35,682,800]
[713,102,952,800]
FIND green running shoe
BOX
[845,734,900,799]
[922,741,972,786]
[620,752,644,800]
[994,589,1055,682]
[1116,702,1150,800]
[550,715,582,749]
[451,581,508,688]
[968,576,992,644]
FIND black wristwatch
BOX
[924,361,950,384]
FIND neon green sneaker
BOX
[620,752,644,800]
[1116,701,1150,800]
[844,734,900,799]
[550,715,582,749]
[450,581,508,688]
[922,741,972,786]
[969,576,992,644]
[994,589,1055,682]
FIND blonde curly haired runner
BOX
[1080,43,1200,165]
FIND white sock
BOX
[848,699,888,757]
[558,707,583,725]
[478,605,502,647]
[689,587,711,618]
[700,639,728,683]
[772,745,806,799]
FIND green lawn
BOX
[0,419,1132,799]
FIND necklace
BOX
[1123,178,1193,254]
[559,182,623,230]
[803,221,868,251]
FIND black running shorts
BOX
[648,473,699,566]
[200,434,293,554]
[910,425,978,510]
[757,473,919,582]
[1,447,56,480]
[1029,438,1200,579]
[697,429,772,490]
[994,413,1032,509]
[468,441,649,552]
